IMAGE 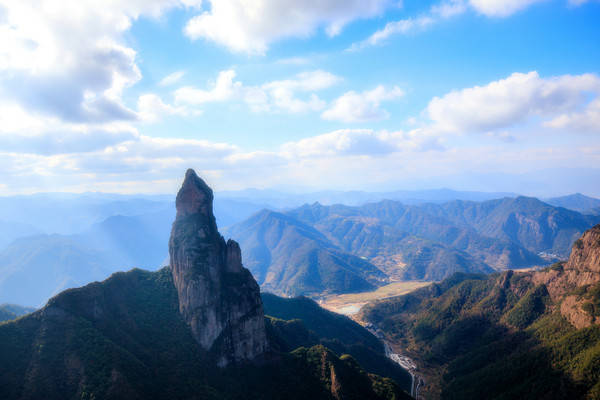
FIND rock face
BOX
[532,223,600,328]
[169,169,268,366]
[565,224,600,277]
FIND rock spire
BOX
[169,169,268,366]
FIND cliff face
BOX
[528,224,600,328]
[565,224,600,277]
[169,169,268,366]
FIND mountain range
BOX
[545,193,600,215]
[227,197,599,296]
[0,170,411,400]
[1,190,599,307]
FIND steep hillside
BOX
[262,293,412,392]
[0,267,409,400]
[226,210,387,296]
[359,224,600,399]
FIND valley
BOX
[1,171,599,399]
[319,281,433,316]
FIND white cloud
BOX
[0,123,597,195]
[469,0,546,17]
[426,71,600,133]
[351,0,465,49]
[353,0,588,50]
[321,85,404,123]
[174,70,241,105]
[275,57,312,66]
[159,70,186,86]
[263,70,341,92]
[544,97,600,133]
[0,103,140,155]
[0,0,201,124]
[260,70,341,113]
[137,93,190,123]
[280,128,441,158]
[184,0,393,54]
[175,69,341,114]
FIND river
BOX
[365,324,423,399]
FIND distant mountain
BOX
[0,304,35,322]
[218,188,517,208]
[545,193,600,214]
[0,197,266,307]
[0,235,115,307]
[0,220,40,251]
[288,201,542,275]
[0,209,174,307]
[295,212,493,281]
[0,193,265,238]
[420,196,600,258]
[0,194,173,235]
[225,210,387,296]
[359,224,600,399]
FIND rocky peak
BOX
[176,169,214,218]
[169,169,268,366]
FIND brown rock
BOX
[169,169,268,366]
[532,224,600,328]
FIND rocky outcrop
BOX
[169,169,268,366]
[565,224,600,277]
[532,224,600,328]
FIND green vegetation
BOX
[360,272,600,399]
[0,267,410,399]
[262,293,413,392]
[225,210,385,296]
[574,283,600,318]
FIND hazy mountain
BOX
[0,197,267,306]
[0,194,173,235]
[225,209,387,296]
[359,224,600,399]
[0,193,265,239]
[0,235,115,307]
[545,193,600,214]
[0,210,173,307]
[218,188,517,208]
[0,220,40,251]
[0,304,35,322]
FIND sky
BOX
[0,0,599,197]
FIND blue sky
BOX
[0,0,599,196]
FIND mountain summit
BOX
[169,169,268,366]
